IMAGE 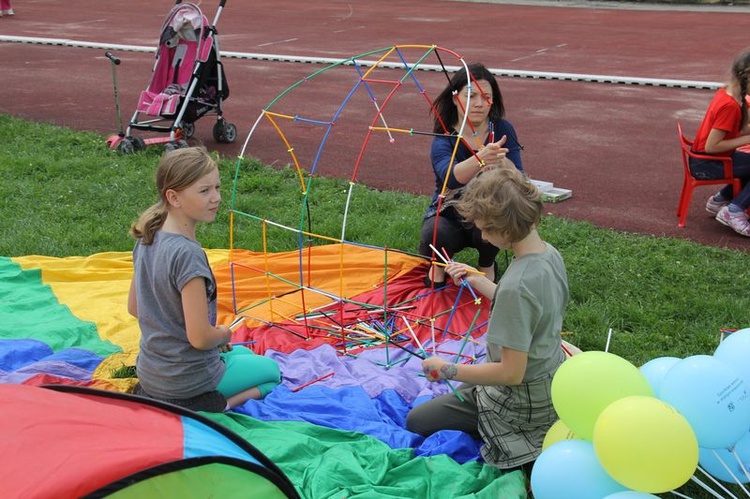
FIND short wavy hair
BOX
[456,167,542,244]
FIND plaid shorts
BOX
[475,373,558,469]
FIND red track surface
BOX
[2,0,750,250]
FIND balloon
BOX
[542,419,580,451]
[593,396,698,493]
[699,430,750,483]
[715,328,750,386]
[639,356,680,397]
[530,440,628,499]
[551,351,654,440]
[605,493,659,498]
[660,355,750,449]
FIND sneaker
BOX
[716,206,750,237]
[2,9,13,16]
[706,194,729,216]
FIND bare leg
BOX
[478,264,494,283]
[226,386,262,409]
[428,264,445,285]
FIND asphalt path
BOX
[2,0,750,250]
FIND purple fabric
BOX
[235,336,489,463]
[270,338,487,402]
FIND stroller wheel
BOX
[213,121,237,143]
[132,137,146,151]
[181,122,195,139]
[165,140,189,153]
[223,123,237,143]
[119,137,135,154]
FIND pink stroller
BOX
[110,0,236,153]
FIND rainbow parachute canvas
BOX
[0,250,527,498]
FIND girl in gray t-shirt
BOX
[128,147,280,412]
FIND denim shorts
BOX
[688,156,727,180]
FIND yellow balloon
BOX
[593,396,698,493]
[542,419,580,450]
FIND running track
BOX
[2,0,750,250]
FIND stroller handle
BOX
[173,0,227,6]
[105,51,121,66]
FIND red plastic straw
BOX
[290,371,335,392]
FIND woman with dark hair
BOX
[419,63,524,287]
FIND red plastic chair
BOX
[676,122,741,228]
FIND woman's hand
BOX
[478,135,510,170]
[455,135,512,184]
[422,356,458,382]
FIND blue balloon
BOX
[605,492,659,498]
[715,328,750,387]
[699,431,750,483]
[660,355,750,449]
[530,440,628,499]
[639,357,680,397]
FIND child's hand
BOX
[422,357,457,382]
[445,261,477,285]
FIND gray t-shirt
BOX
[485,243,568,381]
[133,231,225,399]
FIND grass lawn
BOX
[1,114,747,497]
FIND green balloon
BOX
[551,351,654,440]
